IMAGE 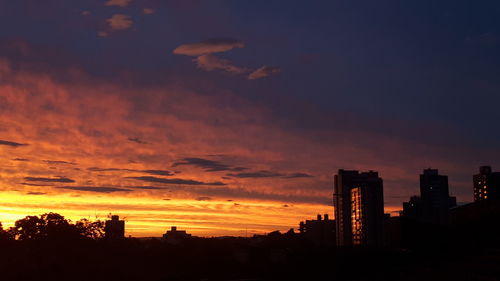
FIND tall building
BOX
[104,215,125,239]
[401,169,456,224]
[334,169,384,246]
[420,168,456,224]
[473,166,500,202]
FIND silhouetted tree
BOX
[9,213,99,241]
[0,222,13,240]
[75,218,105,239]
[10,215,46,240]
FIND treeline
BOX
[0,212,104,241]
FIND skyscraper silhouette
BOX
[402,169,456,224]
[473,166,500,202]
[334,169,384,246]
[104,215,125,239]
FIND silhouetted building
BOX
[104,215,125,239]
[334,169,384,246]
[299,214,335,245]
[402,169,456,225]
[163,226,192,244]
[473,166,500,202]
[421,168,456,224]
[401,196,423,219]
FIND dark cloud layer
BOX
[43,160,76,165]
[128,137,149,144]
[88,167,174,176]
[57,186,130,193]
[226,170,284,178]
[0,140,27,147]
[127,176,226,186]
[284,173,313,178]
[24,176,75,183]
[26,192,47,195]
[172,157,247,172]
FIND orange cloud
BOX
[143,8,154,15]
[248,66,281,80]
[106,14,134,31]
[0,54,471,236]
[194,54,249,74]
[173,38,245,56]
[105,0,132,8]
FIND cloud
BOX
[105,0,132,7]
[226,170,284,178]
[98,31,109,37]
[127,185,165,190]
[143,8,154,15]
[173,39,281,80]
[21,183,54,187]
[43,160,76,165]
[248,66,281,80]
[127,176,226,186]
[81,10,91,16]
[194,54,249,74]
[173,38,245,56]
[195,196,212,201]
[0,140,28,147]
[284,173,313,178]
[26,192,47,195]
[172,157,247,172]
[57,186,130,193]
[106,14,134,31]
[128,137,148,144]
[143,170,174,176]
[88,167,130,172]
[13,158,30,161]
[24,176,75,183]
[87,167,173,176]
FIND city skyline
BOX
[2,0,500,237]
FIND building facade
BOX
[334,169,384,246]
[473,166,500,202]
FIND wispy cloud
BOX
[194,54,249,74]
[128,137,148,144]
[127,176,226,186]
[143,8,154,15]
[43,160,76,165]
[173,38,245,56]
[105,0,132,7]
[226,170,284,178]
[173,157,247,172]
[195,196,212,201]
[24,176,75,183]
[87,167,173,176]
[26,192,47,195]
[284,173,313,178]
[57,186,130,193]
[0,140,28,147]
[248,66,281,80]
[106,14,134,31]
[174,39,280,80]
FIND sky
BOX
[1,0,500,237]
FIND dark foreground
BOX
[1,235,499,281]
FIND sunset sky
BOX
[1,0,500,237]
